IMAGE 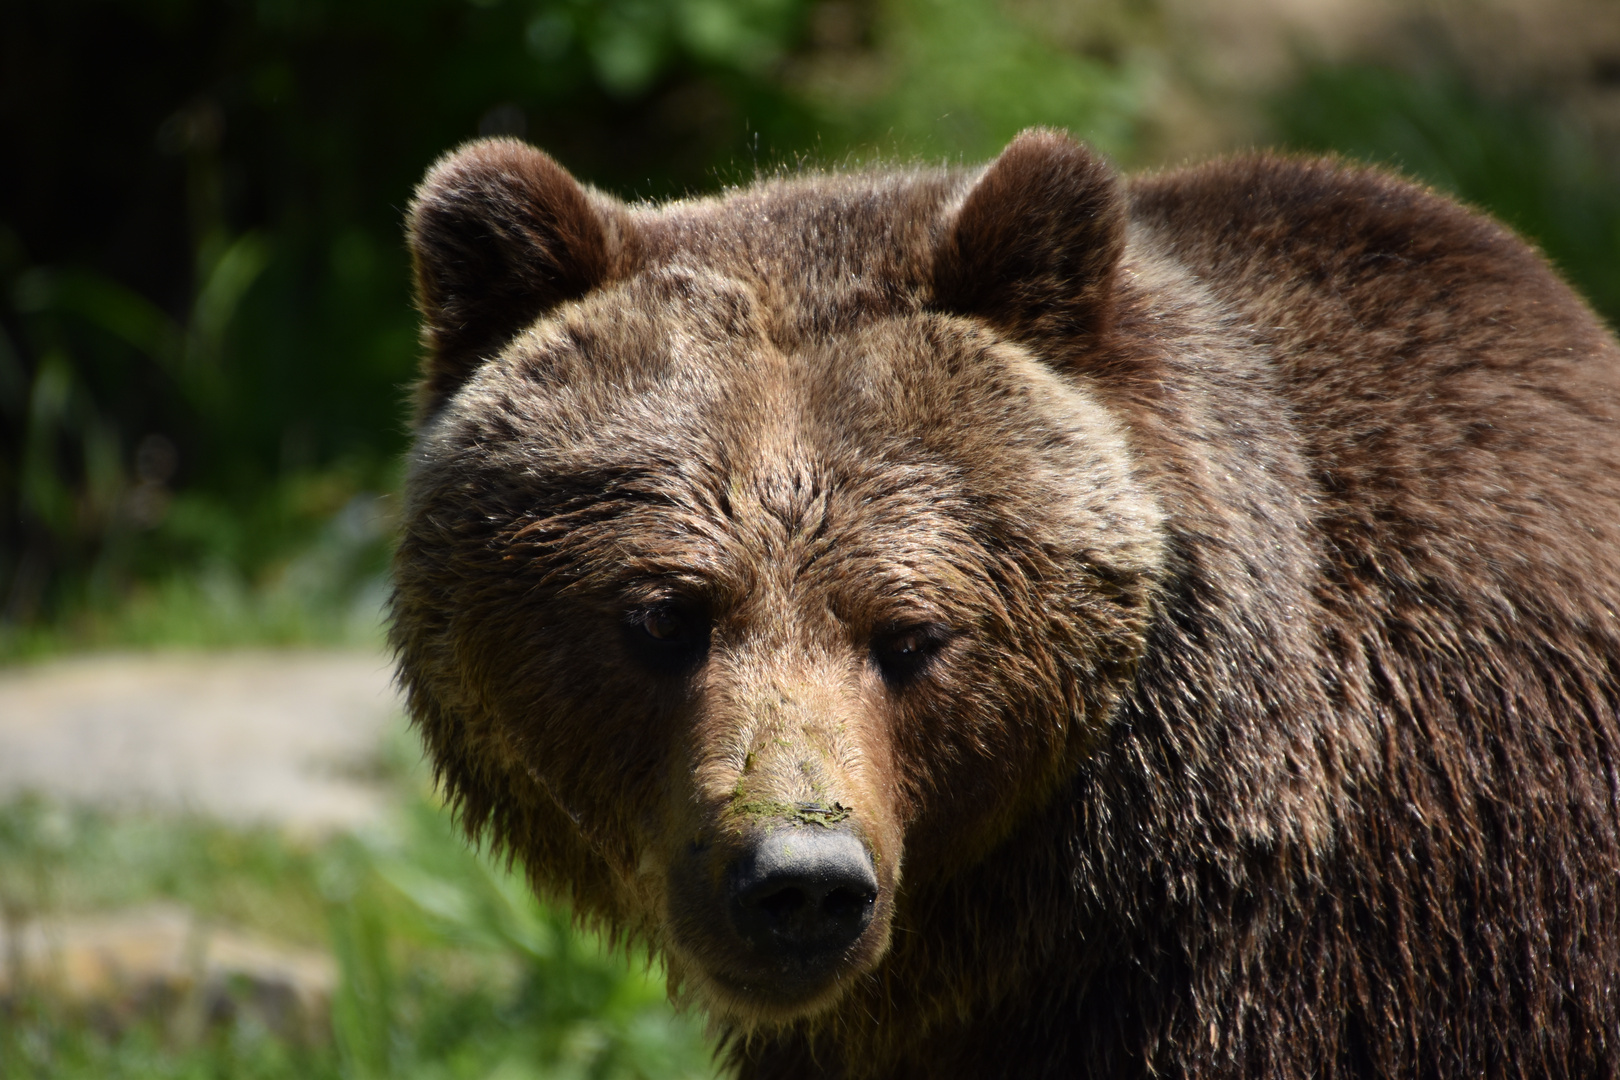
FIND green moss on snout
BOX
[728,797,852,826]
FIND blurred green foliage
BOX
[0,792,716,1079]
[325,799,716,1080]
[807,0,1152,162]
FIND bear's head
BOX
[392,131,1165,1025]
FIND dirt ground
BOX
[0,649,403,832]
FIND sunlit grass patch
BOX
[0,795,717,1080]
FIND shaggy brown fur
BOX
[391,130,1620,1078]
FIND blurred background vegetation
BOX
[3,0,1618,657]
[0,778,719,1079]
[2,1,1618,1076]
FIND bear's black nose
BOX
[728,828,877,964]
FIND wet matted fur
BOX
[391,130,1620,1079]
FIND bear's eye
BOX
[624,602,711,675]
[871,624,949,687]
[642,608,684,641]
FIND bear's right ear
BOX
[933,129,1125,349]
[406,138,630,420]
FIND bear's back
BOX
[1099,154,1620,1080]
[1131,156,1620,625]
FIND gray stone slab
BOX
[0,650,404,831]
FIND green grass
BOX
[1,1018,341,1080]
[0,793,718,1080]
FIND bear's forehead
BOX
[489,280,1064,479]
[622,171,965,340]
[425,168,1162,585]
[444,292,1146,579]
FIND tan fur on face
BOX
[395,132,1620,1078]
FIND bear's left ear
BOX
[407,138,633,420]
[933,129,1125,346]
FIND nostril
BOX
[822,886,871,922]
[757,885,809,920]
[744,880,874,929]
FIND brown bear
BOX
[390,129,1620,1078]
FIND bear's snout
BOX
[727,826,877,965]
[665,807,896,1018]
